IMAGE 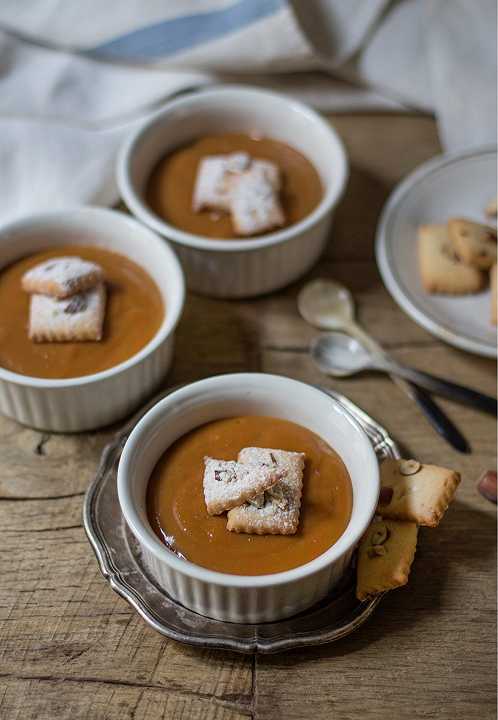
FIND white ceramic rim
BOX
[117,84,349,253]
[117,373,379,589]
[0,206,186,388]
[376,144,498,358]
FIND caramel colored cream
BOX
[147,416,353,576]
[0,246,164,379]
[146,134,323,239]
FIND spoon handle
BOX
[346,323,471,451]
[406,383,470,453]
[380,360,497,416]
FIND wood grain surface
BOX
[0,114,496,720]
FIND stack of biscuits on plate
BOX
[418,197,497,324]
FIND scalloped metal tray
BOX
[83,385,400,654]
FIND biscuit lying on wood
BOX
[448,218,497,270]
[28,283,106,342]
[377,458,460,527]
[22,257,104,299]
[203,457,281,516]
[227,448,305,535]
[356,519,418,601]
[418,224,485,294]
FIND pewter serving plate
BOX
[84,386,400,654]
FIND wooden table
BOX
[1,114,496,720]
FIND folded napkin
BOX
[0,0,495,224]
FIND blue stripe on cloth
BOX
[90,0,286,60]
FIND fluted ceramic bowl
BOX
[117,85,348,298]
[117,373,379,623]
[0,207,185,432]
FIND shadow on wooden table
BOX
[255,499,496,664]
[329,163,391,263]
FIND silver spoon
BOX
[298,279,471,453]
[312,332,497,415]
[298,279,395,355]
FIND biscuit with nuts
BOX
[230,164,284,236]
[203,457,281,516]
[356,519,418,601]
[192,152,250,212]
[22,257,104,299]
[377,458,460,527]
[448,218,497,270]
[28,283,106,343]
[418,224,485,294]
[227,448,305,535]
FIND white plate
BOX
[376,146,497,358]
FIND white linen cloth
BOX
[0,0,495,224]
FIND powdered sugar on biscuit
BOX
[251,159,281,190]
[29,283,106,342]
[227,448,305,535]
[22,257,104,299]
[192,152,284,235]
[230,164,284,236]
[203,457,281,516]
[192,152,250,212]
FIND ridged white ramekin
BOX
[117,86,348,298]
[117,373,379,623]
[0,208,185,432]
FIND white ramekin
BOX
[0,208,185,432]
[117,85,348,299]
[117,373,379,623]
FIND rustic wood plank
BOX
[0,677,252,720]
[0,531,251,694]
[325,114,441,263]
[0,424,112,500]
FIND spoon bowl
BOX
[298,277,472,453]
[297,279,355,330]
[311,333,371,377]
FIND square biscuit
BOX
[28,283,106,342]
[203,457,281,516]
[192,152,250,212]
[227,448,305,535]
[22,257,104,299]
[230,165,284,237]
[377,458,460,527]
[448,218,497,270]
[418,224,485,294]
[356,519,418,601]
